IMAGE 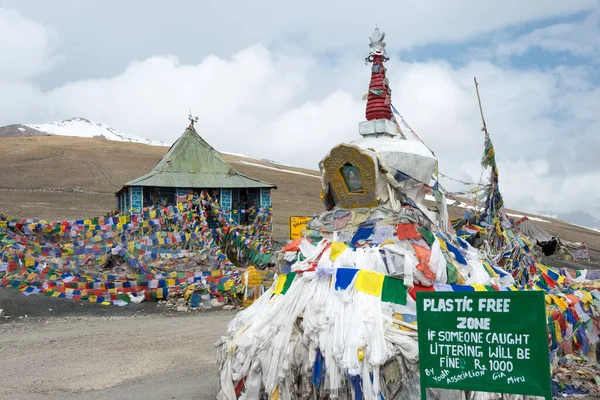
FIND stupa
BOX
[215,29,515,400]
[320,28,438,219]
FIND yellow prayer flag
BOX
[184,285,194,300]
[471,284,487,292]
[355,270,385,297]
[437,237,448,251]
[554,320,563,342]
[552,295,568,311]
[274,274,287,295]
[330,242,349,262]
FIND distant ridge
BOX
[0,117,166,146]
[0,124,50,138]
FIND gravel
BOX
[0,288,235,399]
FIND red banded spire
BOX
[365,28,393,121]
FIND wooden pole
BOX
[472,77,488,218]
[474,77,488,135]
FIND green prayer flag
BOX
[281,272,296,295]
[445,260,459,284]
[417,227,435,245]
[548,316,557,348]
[381,276,407,305]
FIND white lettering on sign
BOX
[423,298,511,314]
[457,317,491,330]
[437,331,483,343]
[445,370,486,384]
[477,298,511,313]
[507,376,525,384]
[485,333,530,346]
[423,297,474,312]
[418,293,547,397]
[429,343,483,358]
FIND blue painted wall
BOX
[231,188,240,224]
[131,186,143,214]
[260,188,271,209]
[220,188,232,222]
[125,189,131,212]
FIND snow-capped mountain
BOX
[24,117,166,146]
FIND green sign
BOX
[416,291,551,399]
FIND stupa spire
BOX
[365,28,393,121]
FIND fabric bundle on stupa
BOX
[216,205,520,399]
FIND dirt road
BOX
[0,312,234,400]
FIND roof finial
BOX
[188,107,199,129]
[367,27,389,63]
[365,27,393,121]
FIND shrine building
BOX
[115,121,276,225]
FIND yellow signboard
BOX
[289,216,311,240]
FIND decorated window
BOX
[341,163,364,193]
[322,144,378,209]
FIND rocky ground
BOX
[0,288,234,400]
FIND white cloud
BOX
[2,0,595,63]
[2,4,600,221]
[496,8,600,58]
[0,8,60,81]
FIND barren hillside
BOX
[1,135,599,252]
[0,135,322,239]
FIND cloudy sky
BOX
[2,0,600,220]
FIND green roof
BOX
[123,125,276,189]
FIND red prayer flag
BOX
[408,284,435,301]
[541,273,556,288]
[412,244,436,280]
[396,224,420,240]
